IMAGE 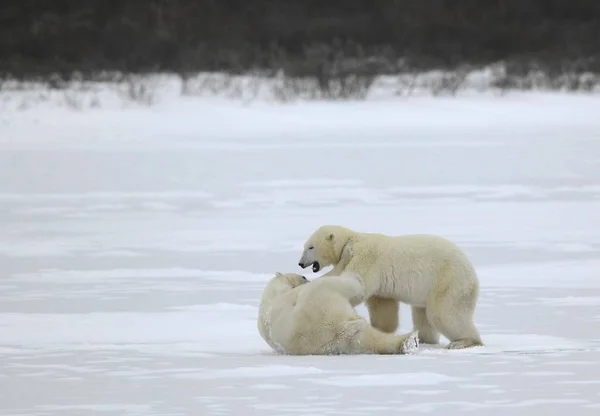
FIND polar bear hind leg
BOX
[365,296,399,333]
[411,306,440,344]
[345,320,419,355]
[426,283,483,349]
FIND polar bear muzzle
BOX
[298,260,321,273]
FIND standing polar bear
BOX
[257,272,419,355]
[298,225,483,350]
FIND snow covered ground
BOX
[1,91,600,415]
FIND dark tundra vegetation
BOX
[1,0,600,93]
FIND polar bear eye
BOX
[308,245,314,250]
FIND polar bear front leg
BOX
[321,243,353,278]
[411,307,440,344]
[318,275,366,307]
[365,296,399,333]
[321,262,346,278]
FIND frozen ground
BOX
[1,92,600,415]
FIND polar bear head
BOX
[298,225,354,273]
[258,272,309,353]
[260,272,309,304]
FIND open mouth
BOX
[312,261,321,273]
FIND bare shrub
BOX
[90,95,101,108]
[430,68,469,96]
[118,75,158,105]
[489,60,600,93]
[63,91,85,110]
[578,73,600,92]
[271,75,321,102]
[394,73,418,96]
[553,71,600,92]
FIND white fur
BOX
[257,272,419,355]
[298,225,484,349]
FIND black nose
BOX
[298,262,304,268]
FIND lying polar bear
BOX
[257,272,419,355]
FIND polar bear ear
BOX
[326,233,334,241]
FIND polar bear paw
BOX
[399,330,420,355]
[447,338,484,350]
